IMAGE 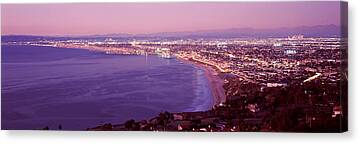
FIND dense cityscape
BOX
[3,34,348,132]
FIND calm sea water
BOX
[1,45,213,130]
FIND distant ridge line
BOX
[2,24,345,39]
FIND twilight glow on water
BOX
[1,45,213,130]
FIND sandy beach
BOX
[176,57,226,106]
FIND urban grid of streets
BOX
[4,35,348,132]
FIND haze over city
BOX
[1,2,342,36]
[1,1,347,132]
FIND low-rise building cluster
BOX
[4,35,347,132]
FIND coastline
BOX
[8,43,227,106]
[87,56,230,131]
[176,57,226,106]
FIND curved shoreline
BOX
[176,57,226,106]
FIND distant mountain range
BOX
[149,24,346,38]
[84,24,346,39]
[2,24,347,40]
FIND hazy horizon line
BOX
[1,24,341,37]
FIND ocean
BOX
[1,45,214,130]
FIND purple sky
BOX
[1,2,341,36]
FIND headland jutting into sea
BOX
[2,35,348,132]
